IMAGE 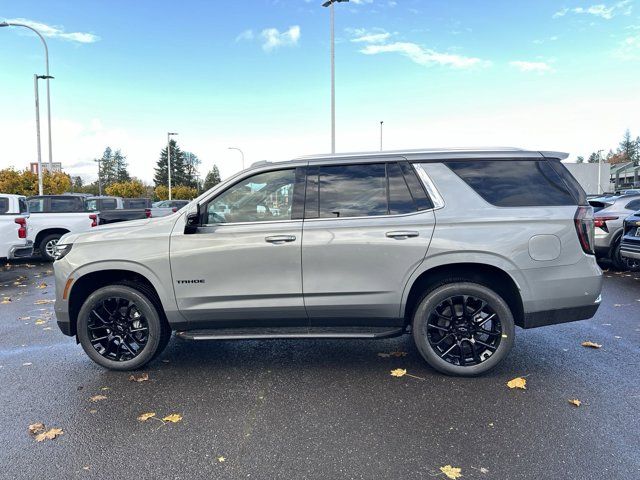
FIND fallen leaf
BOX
[36,282,47,289]
[34,299,54,305]
[568,399,582,407]
[217,456,226,463]
[1,297,11,304]
[89,409,97,414]
[22,362,32,366]
[507,377,527,389]
[440,465,462,479]
[581,341,602,349]
[35,427,63,442]
[162,413,182,423]
[137,412,156,422]
[377,353,391,358]
[28,423,46,435]
[89,395,107,403]
[390,368,407,378]
[128,373,149,383]
[390,351,408,357]
[18,316,31,320]
[34,319,46,325]
[100,387,110,391]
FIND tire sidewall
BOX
[40,234,62,262]
[77,285,163,370]
[412,282,515,377]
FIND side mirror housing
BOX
[184,205,200,235]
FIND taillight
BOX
[89,214,98,227]
[172,207,177,213]
[14,217,27,239]
[145,208,152,218]
[593,216,618,232]
[574,206,595,255]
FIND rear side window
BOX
[625,199,640,211]
[27,198,44,212]
[387,163,416,215]
[101,199,118,210]
[445,160,576,207]
[50,197,83,212]
[0,198,8,214]
[124,199,148,209]
[546,160,588,205]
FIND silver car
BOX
[53,148,602,376]
[590,194,640,270]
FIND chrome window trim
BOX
[412,163,445,210]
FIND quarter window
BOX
[625,199,640,211]
[206,169,296,224]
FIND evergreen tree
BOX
[154,139,188,187]
[113,149,130,182]
[587,152,600,163]
[71,176,84,191]
[203,165,222,191]
[183,151,201,189]
[618,129,637,165]
[576,156,584,164]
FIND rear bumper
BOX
[520,301,601,329]
[8,241,34,260]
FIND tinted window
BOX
[625,199,640,211]
[124,199,148,209]
[399,162,433,210]
[547,160,588,205]
[0,198,8,214]
[85,199,98,211]
[318,164,387,218]
[387,163,416,215]
[27,198,44,212]
[51,198,80,212]
[445,160,576,207]
[101,199,118,210]
[206,169,296,224]
[19,198,28,215]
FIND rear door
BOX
[301,159,436,326]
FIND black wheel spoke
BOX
[427,323,449,333]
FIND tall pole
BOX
[228,147,245,171]
[380,121,383,151]
[330,2,335,154]
[597,149,604,194]
[95,158,102,196]
[33,75,43,195]
[1,22,53,170]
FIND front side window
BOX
[205,169,296,224]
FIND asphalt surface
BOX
[0,261,638,480]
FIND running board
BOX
[176,326,405,341]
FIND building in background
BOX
[30,162,62,174]
[563,162,610,195]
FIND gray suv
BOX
[53,148,602,376]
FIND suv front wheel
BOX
[77,283,171,370]
[412,281,515,376]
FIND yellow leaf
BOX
[390,368,407,378]
[34,299,54,305]
[137,412,156,422]
[507,377,527,389]
[162,413,182,423]
[34,319,46,325]
[568,399,582,407]
[35,427,63,442]
[440,465,463,479]
[217,456,226,463]
[1,297,11,304]
[128,373,149,383]
[89,395,107,403]
[100,387,110,391]
[36,282,47,289]
[28,423,46,435]
[581,341,602,349]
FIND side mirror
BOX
[184,205,200,235]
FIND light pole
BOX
[322,0,349,154]
[228,147,245,171]
[33,74,53,195]
[167,132,178,200]
[380,121,383,151]
[94,158,102,196]
[597,149,604,194]
[1,21,54,170]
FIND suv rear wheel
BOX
[412,281,515,376]
[77,284,171,370]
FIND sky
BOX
[1,0,639,183]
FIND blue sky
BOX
[1,0,639,182]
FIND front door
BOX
[169,167,307,328]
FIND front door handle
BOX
[386,231,419,240]
[265,235,296,244]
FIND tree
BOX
[183,152,201,189]
[0,168,70,195]
[173,185,197,200]
[71,176,84,192]
[106,179,146,198]
[154,185,169,201]
[113,149,130,182]
[203,165,222,191]
[618,129,637,165]
[43,171,72,194]
[576,156,584,164]
[97,147,130,187]
[154,139,187,187]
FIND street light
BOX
[1,21,54,171]
[167,132,178,200]
[33,74,53,195]
[228,147,245,171]
[597,149,604,194]
[94,158,102,196]
[321,0,349,154]
[380,121,383,151]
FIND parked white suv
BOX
[0,194,33,261]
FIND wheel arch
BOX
[402,262,525,328]
[35,228,69,248]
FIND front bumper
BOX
[620,240,640,260]
[8,241,34,260]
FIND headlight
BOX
[54,243,73,261]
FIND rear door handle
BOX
[265,235,297,244]
[386,231,419,239]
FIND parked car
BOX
[26,195,98,261]
[53,148,602,376]
[0,194,33,261]
[589,194,640,270]
[146,199,190,218]
[619,211,640,269]
[85,196,152,225]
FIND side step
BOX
[176,326,405,341]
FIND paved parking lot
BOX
[0,261,638,479]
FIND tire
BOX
[39,233,62,262]
[611,237,640,272]
[77,283,171,371]
[412,281,515,377]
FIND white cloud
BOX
[235,29,254,42]
[2,18,99,43]
[360,42,489,68]
[350,0,374,4]
[553,1,632,20]
[261,25,301,51]
[348,28,391,43]
[614,33,640,59]
[510,60,554,73]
